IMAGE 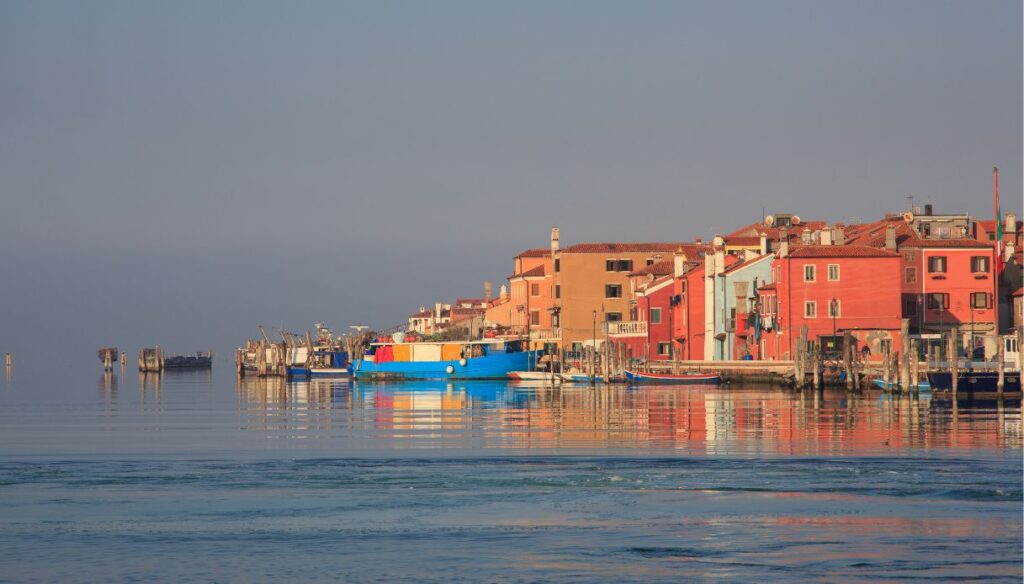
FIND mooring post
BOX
[949,328,959,396]
[909,339,919,395]
[996,340,1004,396]
[843,332,853,391]
[899,319,910,394]
[811,343,821,389]
[4,352,10,369]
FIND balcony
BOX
[529,327,562,341]
[606,320,648,337]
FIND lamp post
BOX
[830,298,838,359]
[592,309,597,385]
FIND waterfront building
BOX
[758,243,903,361]
[608,261,674,361]
[714,252,774,359]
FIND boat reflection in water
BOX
[234,379,1021,454]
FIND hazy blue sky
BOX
[1,0,1020,362]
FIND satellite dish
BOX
[791,215,801,226]
[764,215,775,226]
[902,211,914,223]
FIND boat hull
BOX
[508,371,559,381]
[872,379,931,391]
[354,350,538,381]
[926,371,1021,393]
[624,370,721,385]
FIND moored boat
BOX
[354,339,536,381]
[508,370,560,382]
[163,352,213,369]
[872,378,931,392]
[624,370,721,385]
[926,370,1021,393]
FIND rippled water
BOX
[0,366,1020,581]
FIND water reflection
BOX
[234,379,1022,454]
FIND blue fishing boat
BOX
[353,339,537,381]
[872,378,931,392]
[286,349,350,378]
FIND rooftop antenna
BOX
[904,194,914,213]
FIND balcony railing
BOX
[529,327,562,341]
[606,321,648,337]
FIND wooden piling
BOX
[811,343,821,389]
[4,353,9,368]
[899,320,910,394]
[996,340,1004,395]
[882,344,891,391]
[909,339,919,393]
[843,332,853,390]
[948,328,959,396]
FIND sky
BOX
[0,0,1021,363]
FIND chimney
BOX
[885,225,897,249]
[779,227,789,257]
[713,235,725,275]
[923,204,933,216]
[435,302,442,320]
[499,284,508,300]
[550,227,560,253]
[1006,241,1015,262]
[1006,213,1017,235]
[834,227,845,245]
[820,229,832,246]
[484,281,492,302]
[674,248,686,278]
[759,232,769,255]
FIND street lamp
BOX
[592,309,598,385]
[830,298,838,359]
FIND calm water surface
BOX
[0,364,1020,582]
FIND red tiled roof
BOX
[1012,287,1023,297]
[629,260,673,276]
[911,239,993,249]
[515,248,551,258]
[759,282,778,291]
[409,310,433,318]
[562,242,688,253]
[723,253,772,274]
[455,298,486,306]
[728,220,827,240]
[723,235,762,246]
[509,265,546,279]
[787,245,899,258]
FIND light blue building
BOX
[712,253,774,360]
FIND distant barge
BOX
[163,352,213,369]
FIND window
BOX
[804,301,817,318]
[554,258,560,272]
[828,299,841,317]
[530,283,540,297]
[927,256,947,273]
[657,342,672,356]
[554,285,561,299]
[902,294,917,317]
[728,308,736,331]
[650,307,662,324]
[905,267,917,283]
[606,312,623,322]
[605,284,622,298]
[827,264,840,281]
[605,259,633,272]
[646,258,655,266]
[927,293,949,310]
[970,256,990,273]
[970,292,990,309]
[804,265,816,282]
[880,339,892,355]
[530,311,540,326]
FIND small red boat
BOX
[624,370,720,385]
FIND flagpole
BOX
[993,166,1000,335]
